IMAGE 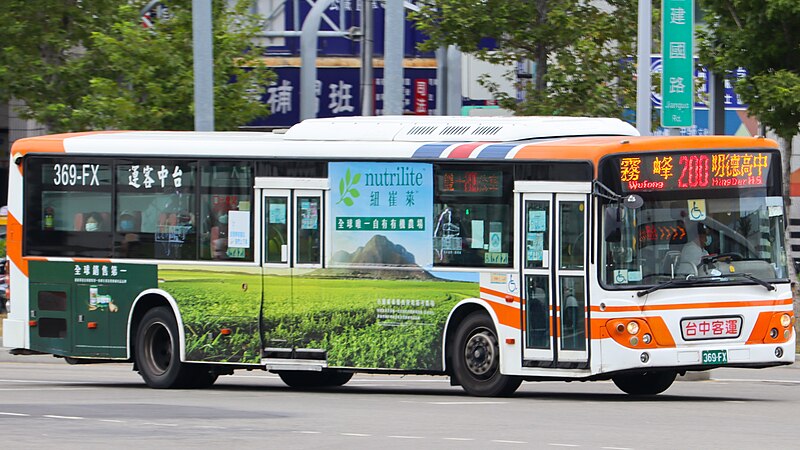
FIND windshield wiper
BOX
[637,273,776,297]
[636,276,705,297]
[724,273,776,291]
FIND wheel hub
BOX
[464,331,497,378]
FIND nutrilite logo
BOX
[337,166,423,206]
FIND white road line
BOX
[99,419,126,423]
[492,440,528,444]
[427,401,508,405]
[0,412,30,417]
[601,447,633,450]
[143,422,178,427]
[713,378,800,384]
[0,387,97,392]
[388,435,423,439]
[43,415,84,420]
[0,379,89,384]
[340,433,371,437]
[443,437,475,441]
[548,444,580,448]
[293,431,321,434]
[192,425,226,429]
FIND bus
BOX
[2,116,794,396]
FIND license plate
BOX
[702,350,728,365]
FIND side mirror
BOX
[604,206,621,242]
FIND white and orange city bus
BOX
[2,116,794,396]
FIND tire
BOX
[278,370,353,389]
[452,312,522,397]
[135,306,191,389]
[612,371,677,396]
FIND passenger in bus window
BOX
[679,222,709,269]
[84,212,104,232]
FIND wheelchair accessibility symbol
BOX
[688,199,706,221]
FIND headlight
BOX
[780,314,791,328]
[626,321,640,335]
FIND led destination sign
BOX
[439,170,503,197]
[616,152,771,192]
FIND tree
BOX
[698,0,800,143]
[697,0,800,316]
[410,0,639,118]
[0,0,274,132]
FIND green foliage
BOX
[0,0,274,132]
[697,0,800,141]
[410,0,639,118]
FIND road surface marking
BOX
[293,431,322,434]
[99,419,125,423]
[0,412,30,416]
[340,433,371,437]
[492,440,528,444]
[388,435,424,439]
[43,415,84,420]
[548,444,580,448]
[443,437,475,441]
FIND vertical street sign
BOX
[661,0,694,128]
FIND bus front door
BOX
[520,184,589,368]
[259,179,326,365]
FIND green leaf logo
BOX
[337,168,361,206]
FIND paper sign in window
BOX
[228,211,250,248]
[471,220,484,249]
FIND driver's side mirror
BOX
[604,206,621,242]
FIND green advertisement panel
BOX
[29,261,157,358]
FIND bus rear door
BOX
[518,182,590,368]
[258,178,327,367]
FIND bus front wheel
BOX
[612,371,677,395]
[452,312,522,397]
[135,306,190,389]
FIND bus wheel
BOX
[612,371,677,395]
[278,370,353,389]
[452,312,522,397]
[135,306,189,389]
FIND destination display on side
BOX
[614,152,771,193]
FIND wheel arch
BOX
[126,289,186,362]
[442,298,502,379]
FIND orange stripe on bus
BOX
[589,298,792,313]
[11,131,127,155]
[483,298,521,329]
[480,286,520,304]
[7,213,27,277]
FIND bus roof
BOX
[11,117,778,166]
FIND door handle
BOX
[280,244,288,263]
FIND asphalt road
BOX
[0,344,798,450]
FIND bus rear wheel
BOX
[452,312,522,397]
[135,306,191,389]
[612,371,677,395]
[278,370,353,389]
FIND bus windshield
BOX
[601,194,788,287]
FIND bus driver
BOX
[679,222,710,269]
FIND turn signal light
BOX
[28,320,37,327]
